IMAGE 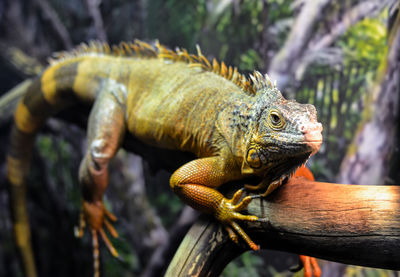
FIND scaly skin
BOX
[6,40,323,277]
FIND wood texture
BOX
[166,177,400,276]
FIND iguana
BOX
[6,40,323,277]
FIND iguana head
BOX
[241,88,323,181]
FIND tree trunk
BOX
[338,6,400,185]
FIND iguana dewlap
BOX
[6,40,322,277]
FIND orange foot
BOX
[290,255,321,277]
[75,200,119,276]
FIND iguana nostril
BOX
[300,122,323,134]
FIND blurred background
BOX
[0,0,399,276]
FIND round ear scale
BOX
[241,149,260,174]
[244,148,262,170]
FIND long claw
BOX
[301,255,312,277]
[310,257,321,277]
[231,188,245,204]
[261,175,287,197]
[74,208,86,238]
[255,217,269,223]
[104,219,119,238]
[104,209,117,222]
[91,230,100,277]
[233,213,258,222]
[292,255,321,277]
[224,226,239,244]
[99,228,119,257]
[230,221,259,251]
[244,182,266,191]
[233,196,253,211]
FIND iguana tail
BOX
[0,80,32,127]
[6,58,96,277]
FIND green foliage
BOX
[344,265,398,277]
[145,0,294,72]
[103,234,138,277]
[338,15,388,63]
[268,0,293,22]
[150,189,184,227]
[36,135,81,205]
[222,252,264,277]
[239,49,262,72]
[208,0,264,70]
[146,0,207,49]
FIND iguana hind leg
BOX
[77,81,126,277]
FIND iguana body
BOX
[6,40,322,277]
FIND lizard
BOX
[6,40,323,277]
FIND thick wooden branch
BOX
[166,177,400,276]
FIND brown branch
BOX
[166,177,400,276]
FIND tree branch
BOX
[0,79,31,126]
[309,0,393,51]
[166,177,400,276]
[34,0,73,49]
[268,0,331,90]
[338,6,400,185]
[141,207,198,277]
[85,0,107,41]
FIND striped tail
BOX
[6,58,96,277]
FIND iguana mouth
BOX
[302,122,323,155]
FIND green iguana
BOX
[6,40,323,277]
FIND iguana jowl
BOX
[6,40,323,276]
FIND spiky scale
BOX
[220,62,228,77]
[212,58,220,73]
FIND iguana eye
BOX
[246,148,261,168]
[268,110,285,130]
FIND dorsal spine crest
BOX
[49,39,276,95]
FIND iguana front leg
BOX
[170,156,260,250]
[76,81,126,276]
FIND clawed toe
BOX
[291,255,321,277]
[217,189,260,251]
[99,228,119,257]
[77,200,120,257]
